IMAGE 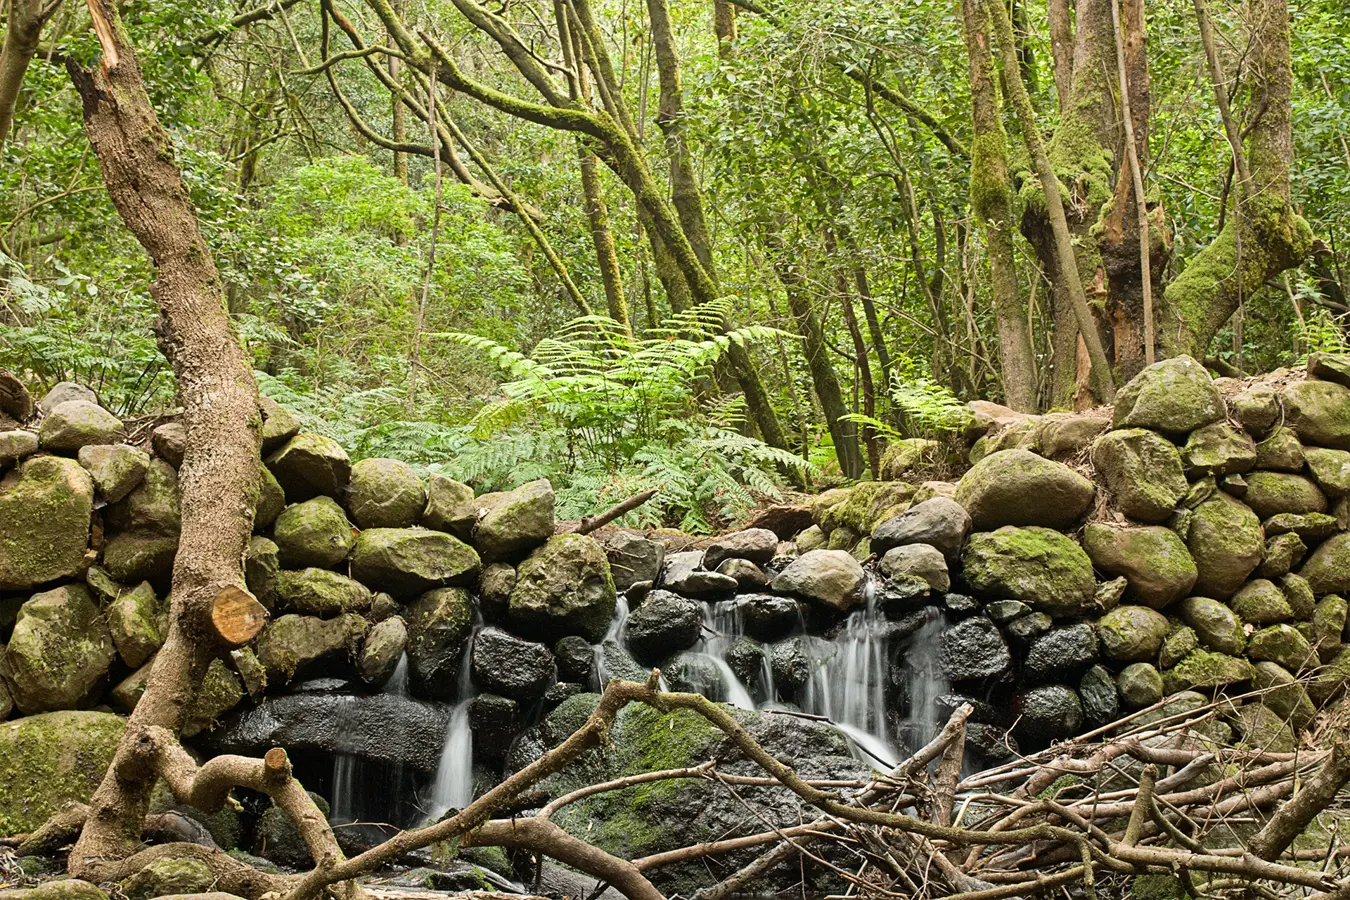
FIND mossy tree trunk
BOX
[65,0,263,873]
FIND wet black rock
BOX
[1014,685,1084,743]
[769,636,834,695]
[1078,665,1119,727]
[554,635,595,684]
[471,627,556,701]
[739,593,805,642]
[469,693,520,763]
[939,617,1011,683]
[1024,623,1100,682]
[626,590,703,665]
[935,693,1002,725]
[943,593,980,617]
[725,638,766,685]
[965,723,1018,762]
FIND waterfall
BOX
[385,652,410,697]
[429,608,483,817]
[590,594,631,689]
[699,600,756,709]
[328,694,361,825]
[800,579,899,768]
[895,608,951,753]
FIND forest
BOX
[6,1,1350,900]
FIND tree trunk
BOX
[1157,0,1312,357]
[0,0,61,146]
[65,0,263,874]
[959,0,1038,412]
[390,0,407,184]
[1047,0,1074,113]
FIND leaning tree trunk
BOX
[66,0,265,875]
[0,0,63,146]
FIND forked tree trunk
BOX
[65,0,264,874]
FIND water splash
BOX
[385,652,410,697]
[328,695,361,824]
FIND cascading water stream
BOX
[429,609,483,816]
[896,608,951,753]
[590,594,631,690]
[698,601,757,709]
[328,695,360,824]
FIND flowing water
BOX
[429,609,483,817]
[328,692,361,825]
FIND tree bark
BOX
[0,0,62,146]
[1046,0,1074,113]
[959,0,1038,412]
[65,0,263,873]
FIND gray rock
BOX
[1254,427,1306,471]
[1187,493,1264,598]
[254,613,368,686]
[1251,661,1316,730]
[1079,664,1119,726]
[277,568,372,616]
[703,528,778,570]
[1298,532,1350,595]
[422,473,474,534]
[1117,663,1164,708]
[404,587,474,700]
[1091,428,1188,523]
[625,590,703,665]
[739,593,805,641]
[347,458,426,529]
[602,531,665,593]
[1247,624,1316,672]
[769,636,834,694]
[255,464,286,531]
[0,585,115,713]
[770,549,866,611]
[1260,532,1307,579]
[470,693,521,763]
[471,479,556,562]
[358,615,408,687]
[0,430,38,468]
[105,580,166,668]
[38,400,123,451]
[77,443,148,503]
[940,617,1011,682]
[986,599,1030,624]
[1182,423,1256,474]
[350,528,481,597]
[471,626,556,701]
[245,536,281,610]
[716,557,769,589]
[954,450,1094,530]
[1005,611,1052,644]
[259,395,302,452]
[879,544,949,592]
[150,422,185,467]
[272,496,356,569]
[509,534,616,642]
[1096,605,1169,662]
[1025,623,1099,681]
[102,531,178,584]
[1231,383,1280,435]
[105,458,180,535]
[1083,524,1197,609]
[1243,472,1327,519]
[1282,379,1350,450]
[1179,596,1245,655]
[725,639,767,685]
[265,432,351,502]
[871,497,971,558]
[1112,355,1224,434]
[479,560,516,620]
[0,709,124,837]
[0,455,94,591]
[1305,447,1350,498]
[662,551,739,599]
[37,382,97,413]
[1230,578,1293,625]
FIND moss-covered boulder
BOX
[1282,572,1317,619]
[272,496,356,569]
[405,587,474,700]
[119,857,216,900]
[254,613,368,685]
[1159,625,1198,668]
[1036,412,1112,458]
[0,455,94,591]
[1251,661,1316,729]
[962,526,1096,616]
[770,549,867,611]
[1232,703,1295,752]
[276,568,372,616]
[1311,647,1350,704]
[106,581,166,668]
[77,443,148,503]
[1259,532,1306,578]
[1082,524,1197,609]
[1265,511,1339,540]
[1186,493,1264,598]
[1243,472,1327,519]
[350,527,481,597]
[1162,649,1254,693]
[0,710,125,835]
[1179,596,1245,655]
[509,534,616,642]
[358,615,408,687]
[1090,428,1188,523]
[1,585,115,713]
[953,449,1094,530]
[1298,532,1350,595]
[1314,594,1348,656]
[1253,427,1305,471]
[879,438,941,481]
[244,535,281,610]
[38,400,124,451]
[1,880,110,900]
[1232,383,1281,436]
[1117,662,1164,708]
[471,479,556,562]
[1182,423,1256,475]
[1247,624,1316,672]
[0,429,38,468]
[422,472,475,533]
[106,459,180,536]
[259,394,301,452]
[347,457,426,529]
[1283,379,1350,450]
[1229,579,1293,625]
[102,530,178,583]
[1304,446,1350,498]
[1112,355,1224,435]
[265,432,351,502]
[182,657,245,737]
[1097,606,1169,662]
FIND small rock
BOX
[78,443,149,503]
[1179,596,1245,655]
[106,458,180,535]
[703,528,778,569]
[1247,624,1316,672]
[37,382,98,413]
[1231,383,1280,435]
[715,557,769,588]
[470,693,521,763]
[1230,579,1293,625]
[38,400,123,451]
[1096,605,1169,662]
[1182,423,1256,474]
[1082,524,1197,609]
[471,479,557,562]
[1299,532,1350,595]
[939,617,1011,682]
[1162,649,1254,693]
[1005,611,1053,644]
[1117,663,1164,708]
[259,395,302,452]
[1014,685,1083,743]
[1079,665,1119,726]
[1254,427,1306,471]
[102,531,178,583]
[739,593,805,641]
[509,534,616,642]
[1251,661,1316,729]
[265,432,351,502]
[1259,532,1307,579]
[245,536,281,610]
[350,528,481,597]
[1112,355,1225,434]
[871,497,971,558]
[1282,379,1350,450]
[1305,447,1350,498]
[0,456,94,591]
[879,544,949,592]
[404,588,473,699]
[625,590,703,664]
[277,568,372,616]
[1243,472,1327,519]
[255,464,285,531]
[422,473,475,534]
[1187,493,1264,598]
[602,531,665,593]
[662,552,739,599]
[1025,623,1099,681]
[150,422,186,467]
[254,613,368,686]
[471,627,556,701]
[479,561,516,621]
[963,526,1096,616]
[106,581,166,668]
[1091,428,1188,523]
[0,429,38,468]
[770,549,867,611]
[1159,625,1198,669]
[0,585,116,713]
[273,496,356,569]
[1264,511,1339,540]
[555,635,595,683]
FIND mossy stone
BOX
[272,496,356,569]
[471,479,557,562]
[1162,649,1254,693]
[1090,428,1188,523]
[265,432,351,502]
[149,421,185,467]
[254,613,368,685]
[1182,423,1256,474]
[1305,447,1350,498]
[825,525,859,552]
[1,584,116,713]
[276,568,373,616]
[359,615,408,686]
[1298,532,1350,595]
[1112,355,1224,434]
[1259,532,1306,578]
[106,580,166,668]
[0,430,38,468]
[879,438,941,480]
[953,449,1094,530]
[1158,625,1198,669]
[1097,605,1169,662]
[1178,596,1245,655]
[1308,352,1350,388]
[1282,379,1350,450]
[105,459,180,535]
[1232,703,1295,752]
[809,487,852,530]
[259,395,302,452]
[102,530,178,583]
[962,526,1095,616]
[254,464,285,531]
[77,443,148,503]
[1265,511,1339,539]
[1117,663,1164,708]
[120,857,215,900]
[1310,646,1350,704]
[795,525,826,552]
[1231,384,1280,436]
[350,527,481,598]
[1082,524,1197,609]
[1251,661,1316,729]
[38,400,124,451]
[0,455,94,591]
[183,657,244,737]
[831,481,882,534]
[423,472,474,533]
[1253,427,1305,471]
[1243,472,1327,519]
[405,587,474,700]
[508,534,616,642]
[245,535,280,610]
[347,457,427,529]
[1248,624,1316,672]
[1186,493,1264,598]
[0,710,125,835]
[1230,579,1293,625]
[1315,594,1348,655]
[7,880,109,900]
[1282,573,1317,619]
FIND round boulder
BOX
[962,526,1096,616]
[1282,379,1350,450]
[0,455,94,591]
[350,528,481,598]
[276,568,372,616]
[471,479,556,562]
[953,450,1094,531]
[1243,472,1327,519]
[1179,596,1245,655]
[1299,532,1350,595]
[871,497,971,558]
[1254,427,1306,472]
[1025,623,1099,681]
[1014,685,1083,743]
[404,588,474,700]
[471,627,556,701]
[1097,605,1169,662]
[1182,423,1256,475]
[1083,524,1197,609]
[625,590,703,665]
[0,710,125,834]
[77,443,148,503]
[702,528,778,570]
[1090,428,1188,523]
[1186,493,1264,599]
[770,549,866,611]
[358,615,408,687]
[1230,579,1293,625]
[1117,663,1164,708]
[272,496,356,569]
[347,458,426,529]
[265,433,351,503]
[1111,355,1224,435]
[879,544,949,592]
[0,585,116,714]
[38,400,124,451]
